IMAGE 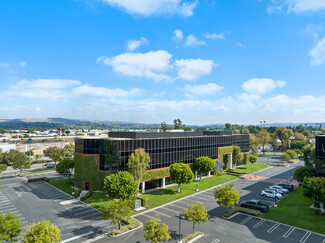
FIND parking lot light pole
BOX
[175,214,185,243]
[274,196,278,207]
[195,181,199,192]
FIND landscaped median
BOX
[261,186,325,235]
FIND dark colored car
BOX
[275,182,294,191]
[240,199,270,212]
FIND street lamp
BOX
[195,180,199,192]
[274,196,278,208]
[175,214,185,243]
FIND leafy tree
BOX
[170,162,194,193]
[294,132,306,141]
[224,123,231,130]
[0,212,22,242]
[0,148,3,162]
[248,155,258,169]
[61,144,75,161]
[173,119,185,129]
[249,134,259,156]
[294,149,302,157]
[258,129,271,154]
[12,152,31,175]
[286,150,297,159]
[103,200,131,229]
[303,144,315,167]
[275,127,294,151]
[242,128,250,134]
[214,183,240,212]
[144,214,171,243]
[25,150,34,157]
[322,128,325,134]
[34,154,42,162]
[270,133,278,155]
[2,149,18,165]
[291,141,309,150]
[302,177,325,213]
[0,163,7,174]
[293,167,316,182]
[128,148,151,196]
[232,146,242,168]
[160,122,172,132]
[22,220,61,243]
[194,156,215,180]
[44,147,63,164]
[55,158,74,183]
[182,203,209,233]
[104,171,138,200]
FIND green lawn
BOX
[25,169,56,175]
[48,179,74,196]
[234,163,269,174]
[139,174,237,210]
[261,186,325,234]
[84,192,113,212]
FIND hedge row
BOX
[142,168,170,181]
[110,217,142,236]
[27,177,50,182]
[80,191,94,201]
[224,207,261,218]
[182,231,203,243]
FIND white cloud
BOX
[35,106,41,112]
[0,61,27,72]
[202,33,225,40]
[185,34,206,47]
[184,83,224,96]
[310,37,325,65]
[99,0,198,17]
[4,79,81,99]
[97,50,173,81]
[73,85,143,97]
[126,37,148,52]
[236,42,246,48]
[175,59,215,81]
[242,78,286,94]
[173,29,183,41]
[237,93,261,102]
[269,0,325,13]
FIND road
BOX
[93,161,325,243]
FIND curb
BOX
[108,222,143,238]
[187,232,204,243]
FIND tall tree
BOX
[44,147,63,164]
[61,144,75,160]
[194,156,215,180]
[293,167,316,182]
[55,158,74,183]
[12,152,31,175]
[182,203,209,233]
[214,183,240,212]
[128,148,151,197]
[232,146,242,168]
[170,162,194,193]
[22,220,61,243]
[103,200,131,230]
[249,134,259,156]
[258,129,271,154]
[2,149,18,165]
[0,163,7,174]
[270,133,278,155]
[144,215,171,243]
[294,132,306,141]
[160,122,171,132]
[303,144,315,167]
[173,119,185,129]
[0,212,22,242]
[275,127,294,151]
[249,155,258,169]
[302,177,325,213]
[104,171,138,200]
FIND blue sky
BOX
[1,0,325,125]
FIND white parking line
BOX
[173,201,189,207]
[161,206,181,214]
[152,209,171,218]
[190,195,210,201]
[0,208,16,213]
[140,214,161,222]
[283,227,295,238]
[211,239,220,243]
[74,209,95,216]
[61,231,94,243]
[267,223,279,233]
[322,238,325,243]
[167,204,186,210]
[79,211,101,220]
[300,232,311,243]
[182,198,201,203]
[240,216,252,225]
[253,219,265,228]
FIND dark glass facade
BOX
[75,133,249,172]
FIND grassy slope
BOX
[84,192,113,212]
[261,186,325,234]
[48,179,74,196]
[234,163,269,174]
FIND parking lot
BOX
[0,178,112,243]
[228,213,325,243]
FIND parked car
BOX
[275,182,294,191]
[261,189,282,199]
[240,199,270,212]
[269,185,289,194]
[265,188,285,196]
[44,162,56,168]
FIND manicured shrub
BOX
[110,217,142,236]
[223,207,260,217]
[73,189,82,198]
[28,177,49,182]
[182,232,203,243]
[293,167,316,182]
